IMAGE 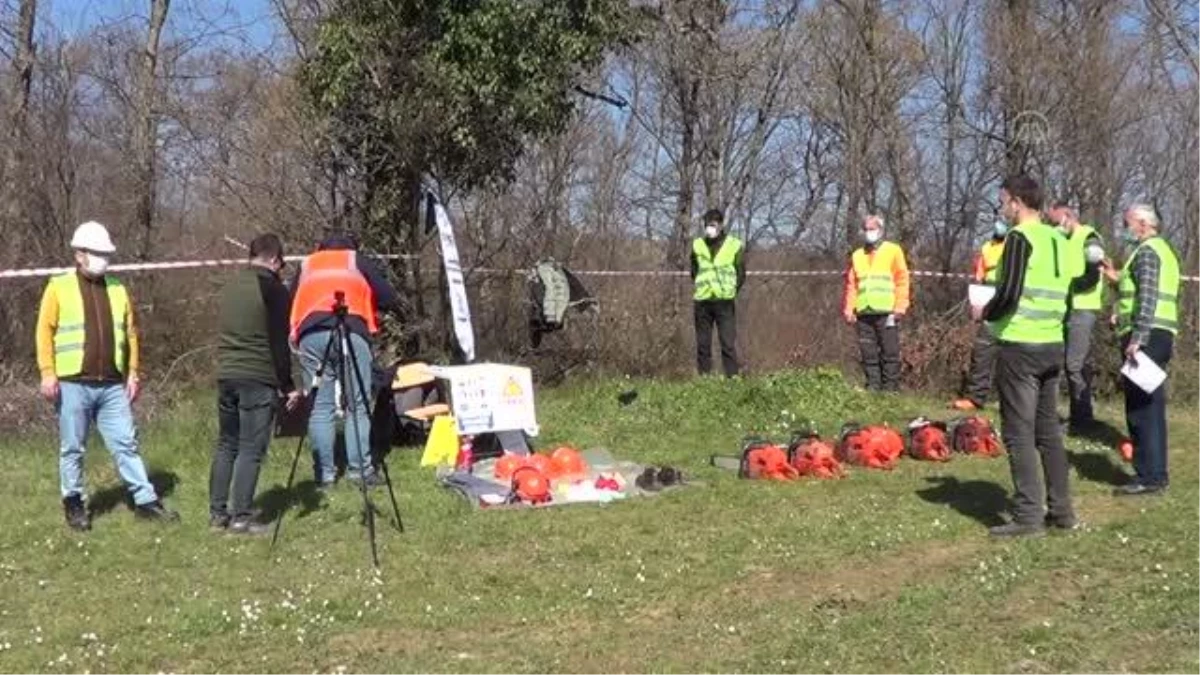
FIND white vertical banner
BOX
[432,197,476,362]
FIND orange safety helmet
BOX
[550,445,588,480]
[493,452,527,481]
[951,416,1003,457]
[511,466,551,504]
[526,453,557,480]
[907,418,952,462]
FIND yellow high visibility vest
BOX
[48,273,129,377]
[851,241,903,312]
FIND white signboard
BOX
[428,363,538,436]
[432,197,476,362]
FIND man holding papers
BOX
[972,175,1074,537]
[1103,204,1180,497]
[951,221,1007,411]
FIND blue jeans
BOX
[58,381,158,505]
[298,330,374,482]
[1122,329,1173,487]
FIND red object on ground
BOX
[790,438,844,479]
[746,445,799,480]
[512,466,551,503]
[550,446,588,480]
[493,452,526,481]
[1118,438,1134,463]
[909,424,952,462]
[839,426,904,469]
[527,453,556,479]
[594,475,620,491]
[952,416,1003,457]
[456,436,474,471]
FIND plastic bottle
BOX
[456,435,475,472]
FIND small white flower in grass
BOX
[1041,620,1051,628]
[584,588,593,598]
[727,625,737,634]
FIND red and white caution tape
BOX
[1,255,1196,282]
[0,254,415,279]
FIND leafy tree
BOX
[302,0,633,354]
[303,0,632,230]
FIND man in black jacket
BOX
[209,234,300,534]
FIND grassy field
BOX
[0,369,1196,673]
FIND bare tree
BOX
[1,0,36,226]
[130,0,170,259]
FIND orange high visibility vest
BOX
[289,250,378,341]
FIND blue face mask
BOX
[992,221,1008,239]
[1120,229,1140,245]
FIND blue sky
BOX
[44,0,281,54]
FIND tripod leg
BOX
[339,326,380,568]
[270,331,338,556]
[268,434,306,555]
[378,459,404,532]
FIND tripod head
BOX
[332,290,349,317]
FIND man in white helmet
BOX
[35,221,178,530]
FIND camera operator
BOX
[289,232,400,488]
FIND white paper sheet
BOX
[1120,351,1167,394]
[968,284,996,309]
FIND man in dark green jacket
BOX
[208,234,300,535]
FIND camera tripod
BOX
[270,292,403,567]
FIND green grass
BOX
[0,369,1196,673]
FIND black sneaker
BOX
[227,519,271,536]
[988,522,1046,538]
[1045,515,1080,532]
[134,501,181,522]
[635,467,661,492]
[209,513,231,532]
[1113,483,1167,497]
[63,495,90,532]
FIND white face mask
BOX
[864,229,882,245]
[704,225,720,239]
[83,253,109,277]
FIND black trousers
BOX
[994,342,1073,525]
[694,300,739,376]
[1122,329,1174,487]
[855,313,900,391]
[962,321,998,405]
[209,380,277,520]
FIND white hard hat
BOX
[70,221,116,254]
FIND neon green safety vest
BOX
[1117,236,1179,336]
[851,241,903,313]
[992,220,1070,344]
[1067,224,1104,311]
[693,236,743,301]
[49,273,130,377]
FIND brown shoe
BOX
[950,399,979,411]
